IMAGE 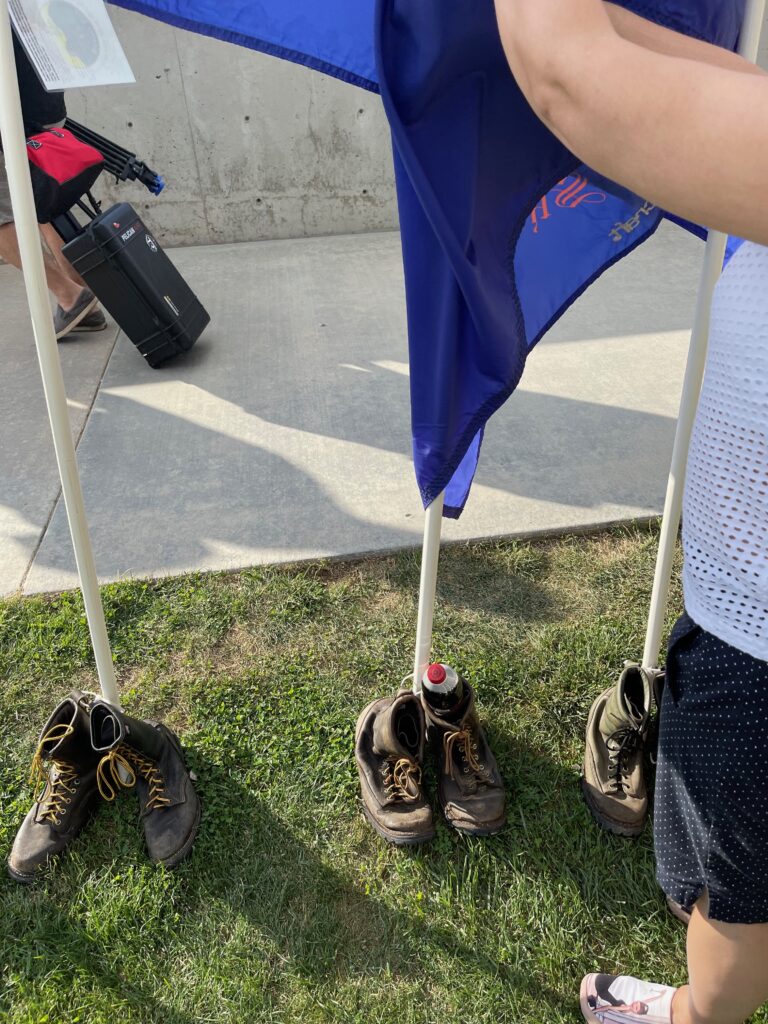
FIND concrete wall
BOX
[67,7,398,247]
[67,8,768,248]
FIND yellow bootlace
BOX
[128,749,172,810]
[29,723,80,826]
[96,747,137,801]
[97,744,171,811]
[382,757,422,803]
[444,728,487,783]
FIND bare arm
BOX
[494,0,768,245]
[604,3,767,76]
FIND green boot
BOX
[8,691,101,882]
[581,663,659,837]
[91,700,201,868]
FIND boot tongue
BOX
[372,693,420,759]
[599,665,650,742]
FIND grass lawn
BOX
[1,524,764,1024]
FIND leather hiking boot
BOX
[90,700,201,868]
[422,681,506,836]
[8,690,101,883]
[581,662,659,838]
[355,690,435,846]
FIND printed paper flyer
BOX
[10,0,135,90]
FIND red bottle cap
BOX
[427,663,446,685]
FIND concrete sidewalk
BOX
[2,224,703,596]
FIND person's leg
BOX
[671,895,768,1024]
[39,223,107,332]
[0,221,82,310]
[39,222,87,289]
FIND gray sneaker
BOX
[54,289,99,340]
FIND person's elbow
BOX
[495,23,577,136]
[512,53,577,143]
[525,65,573,135]
[495,4,619,148]
[514,48,606,160]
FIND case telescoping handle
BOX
[64,119,165,195]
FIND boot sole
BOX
[436,768,506,837]
[7,863,37,884]
[354,700,435,847]
[360,799,435,847]
[438,787,506,837]
[580,776,645,839]
[441,813,506,838]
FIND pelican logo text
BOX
[529,175,607,234]
[554,175,606,209]
[121,226,136,243]
[610,201,656,242]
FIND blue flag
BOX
[378,0,745,514]
[109,0,378,90]
[110,0,746,516]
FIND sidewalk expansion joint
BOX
[19,326,121,595]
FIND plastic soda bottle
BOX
[421,663,464,712]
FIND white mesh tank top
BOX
[683,240,768,662]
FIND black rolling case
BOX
[62,202,210,368]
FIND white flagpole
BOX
[412,491,445,692]
[642,0,766,670]
[0,9,119,706]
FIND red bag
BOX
[26,127,104,223]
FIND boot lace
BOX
[444,728,487,783]
[381,757,422,803]
[29,723,79,827]
[97,745,171,810]
[96,746,137,801]
[606,727,640,792]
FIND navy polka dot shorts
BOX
[655,613,768,924]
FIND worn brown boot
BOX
[581,662,659,838]
[422,681,506,836]
[355,690,435,846]
[91,700,201,868]
[8,691,101,883]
